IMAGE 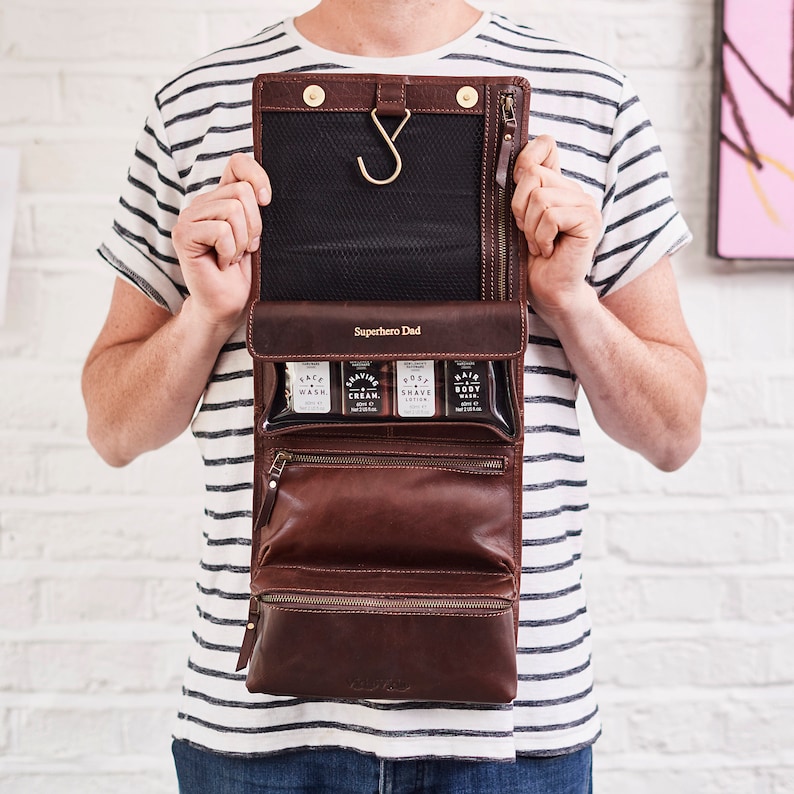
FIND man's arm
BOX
[82,154,271,467]
[512,136,706,471]
[547,255,705,471]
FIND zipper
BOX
[276,450,505,472]
[494,90,517,300]
[257,449,506,528]
[495,91,517,191]
[260,592,511,613]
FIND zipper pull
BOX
[254,451,292,530]
[235,596,260,671]
[495,92,517,190]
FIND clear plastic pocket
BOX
[264,359,516,436]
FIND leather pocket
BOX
[246,568,518,703]
[254,441,520,573]
[242,439,521,703]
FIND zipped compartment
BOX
[493,90,518,301]
[240,567,519,703]
[251,440,518,575]
[258,448,508,530]
[274,449,506,473]
[259,591,512,616]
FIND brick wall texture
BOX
[1,0,793,791]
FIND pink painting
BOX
[716,0,794,261]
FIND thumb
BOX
[219,152,272,205]
[513,134,560,182]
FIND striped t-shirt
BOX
[99,12,691,760]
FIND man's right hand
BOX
[83,153,272,467]
[172,153,272,334]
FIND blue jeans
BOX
[172,740,593,793]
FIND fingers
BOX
[176,217,247,271]
[214,154,270,259]
[514,178,600,257]
[511,140,601,258]
[177,193,259,270]
[513,134,560,182]
[512,137,569,226]
[174,154,271,269]
[220,152,272,206]
[528,197,603,260]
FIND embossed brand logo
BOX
[353,325,422,339]
[348,677,411,693]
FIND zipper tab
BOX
[235,596,260,671]
[495,91,517,190]
[255,451,292,530]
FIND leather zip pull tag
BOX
[255,452,292,530]
[235,597,260,671]
[496,92,517,189]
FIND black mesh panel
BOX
[259,111,483,302]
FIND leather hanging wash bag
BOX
[236,73,531,704]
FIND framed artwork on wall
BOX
[713,0,794,263]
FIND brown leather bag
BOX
[236,73,531,704]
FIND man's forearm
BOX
[541,279,705,472]
[82,297,234,467]
[563,305,703,471]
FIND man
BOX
[82,1,706,791]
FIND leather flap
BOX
[247,300,527,361]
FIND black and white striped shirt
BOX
[99,12,690,760]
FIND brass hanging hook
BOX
[356,108,412,186]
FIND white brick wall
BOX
[1,0,792,790]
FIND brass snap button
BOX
[456,86,478,108]
[303,85,326,107]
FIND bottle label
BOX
[287,361,332,414]
[395,360,437,418]
[342,360,390,417]
[445,360,489,417]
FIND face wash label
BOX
[287,361,332,414]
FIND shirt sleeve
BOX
[98,98,188,314]
[589,76,692,297]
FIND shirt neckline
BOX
[282,11,492,70]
